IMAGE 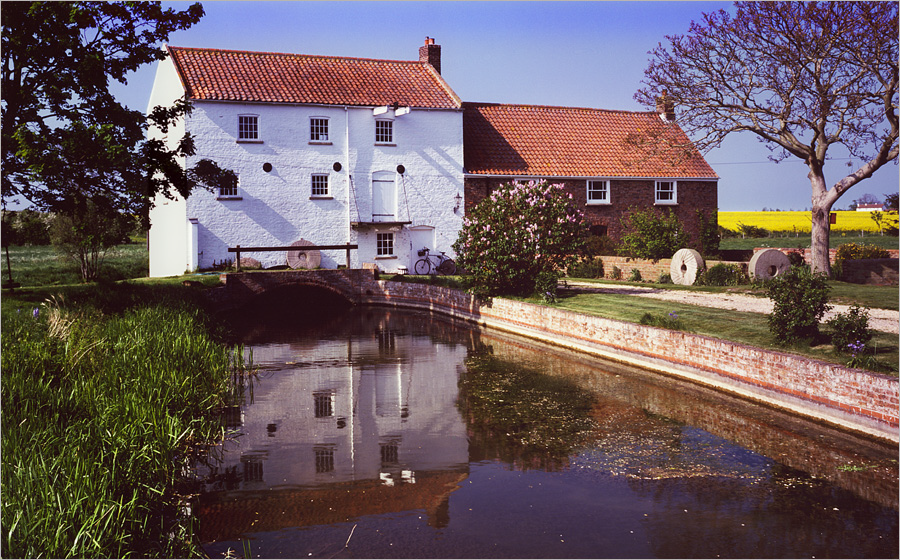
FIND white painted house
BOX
[148,39,464,277]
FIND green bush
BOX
[610,266,623,280]
[657,272,673,284]
[453,180,588,298]
[567,256,604,279]
[737,223,770,238]
[618,208,690,261]
[697,209,720,257]
[628,268,643,282]
[766,266,832,345]
[826,304,873,355]
[695,263,748,286]
[640,311,686,330]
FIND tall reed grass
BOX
[1,286,244,558]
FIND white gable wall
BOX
[179,101,464,274]
[147,54,191,277]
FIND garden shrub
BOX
[737,222,770,238]
[567,256,604,279]
[695,263,748,286]
[826,304,873,355]
[628,268,643,282]
[786,249,806,267]
[618,208,690,261]
[834,242,891,263]
[610,266,623,280]
[640,311,685,330]
[453,180,588,298]
[657,272,673,284]
[766,266,831,345]
[697,209,720,257]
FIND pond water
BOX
[196,299,898,559]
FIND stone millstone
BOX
[748,248,791,281]
[286,239,322,269]
[670,248,705,285]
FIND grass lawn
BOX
[1,243,148,288]
[544,278,899,375]
[719,233,899,251]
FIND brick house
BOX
[147,40,464,277]
[462,102,718,247]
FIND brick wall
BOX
[463,176,717,249]
[361,278,898,443]
[586,256,745,282]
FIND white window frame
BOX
[375,119,394,144]
[237,114,260,142]
[655,180,677,205]
[309,117,330,143]
[311,174,330,198]
[218,176,240,199]
[376,232,394,257]
[586,180,610,204]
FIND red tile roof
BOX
[463,102,718,179]
[167,46,461,109]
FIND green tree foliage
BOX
[637,2,899,276]
[697,209,720,257]
[766,266,832,345]
[1,209,51,246]
[49,200,134,282]
[1,2,236,222]
[618,207,690,260]
[453,180,588,298]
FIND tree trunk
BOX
[808,168,834,276]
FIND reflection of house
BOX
[148,39,463,276]
[196,318,470,538]
[462,102,718,247]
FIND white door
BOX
[409,226,435,256]
[372,171,396,222]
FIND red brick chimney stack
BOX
[419,37,441,74]
[656,89,675,122]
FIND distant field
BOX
[718,211,886,233]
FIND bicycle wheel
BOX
[414,258,432,275]
[437,258,456,275]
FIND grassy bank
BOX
[548,279,899,376]
[1,282,242,558]
[719,233,898,251]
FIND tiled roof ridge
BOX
[167,45,425,67]
[463,101,658,116]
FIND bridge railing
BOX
[227,244,358,272]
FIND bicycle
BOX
[413,247,456,275]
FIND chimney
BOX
[419,36,441,74]
[656,89,675,122]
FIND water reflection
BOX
[196,305,897,559]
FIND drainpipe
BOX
[345,106,352,265]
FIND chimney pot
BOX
[656,89,675,122]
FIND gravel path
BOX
[564,281,899,335]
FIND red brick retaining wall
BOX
[360,279,899,444]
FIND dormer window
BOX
[375,119,393,144]
[310,117,329,142]
[238,115,259,141]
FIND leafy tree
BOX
[49,199,134,282]
[453,180,588,299]
[618,207,690,261]
[1,2,235,222]
[636,1,898,276]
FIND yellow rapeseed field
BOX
[718,211,884,233]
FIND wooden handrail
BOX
[227,243,358,271]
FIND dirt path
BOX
[564,281,899,335]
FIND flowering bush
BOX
[453,180,588,298]
[826,304,873,355]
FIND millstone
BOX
[286,239,322,269]
[670,248,705,285]
[748,248,791,281]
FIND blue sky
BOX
[109,1,898,211]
